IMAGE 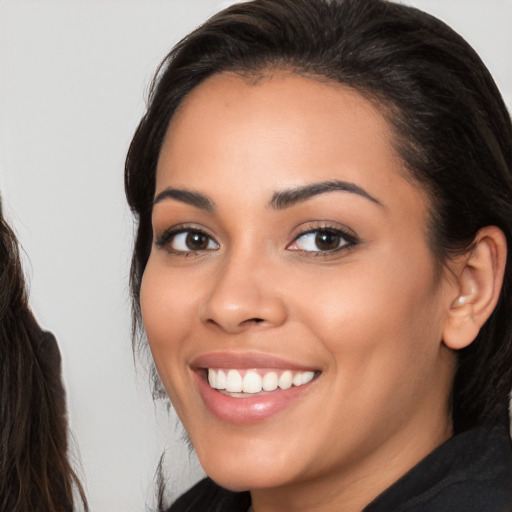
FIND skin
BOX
[141,72,464,512]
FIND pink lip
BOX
[191,351,316,371]
[195,373,315,424]
[191,352,319,424]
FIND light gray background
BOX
[0,1,511,510]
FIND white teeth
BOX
[262,371,278,391]
[216,369,227,389]
[300,371,315,385]
[226,369,243,392]
[278,370,293,390]
[208,368,216,388]
[208,368,316,394]
[243,371,262,393]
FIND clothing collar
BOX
[363,426,512,512]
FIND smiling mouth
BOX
[206,368,318,396]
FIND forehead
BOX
[160,71,397,171]
[156,71,428,218]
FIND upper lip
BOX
[190,351,319,371]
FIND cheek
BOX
[139,260,207,421]
[139,261,197,377]
[284,260,447,453]
[290,249,444,382]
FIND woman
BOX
[0,198,88,511]
[125,0,512,510]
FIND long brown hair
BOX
[0,197,88,511]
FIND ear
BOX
[443,226,507,350]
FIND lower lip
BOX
[195,371,315,424]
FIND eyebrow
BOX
[153,179,381,212]
[269,180,382,210]
[153,188,215,211]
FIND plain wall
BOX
[0,1,511,510]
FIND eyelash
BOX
[287,225,358,255]
[155,225,219,256]
[155,224,359,256]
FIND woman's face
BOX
[141,72,457,500]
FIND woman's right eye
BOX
[156,229,220,253]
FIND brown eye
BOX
[163,229,219,253]
[288,228,355,253]
[314,231,342,251]
[185,231,210,250]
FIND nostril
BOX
[205,317,263,328]
[243,318,264,324]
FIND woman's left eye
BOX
[287,228,354,253]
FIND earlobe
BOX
[443,226,507,351]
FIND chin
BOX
[199,454,295,492]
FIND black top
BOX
[364,426,512,512]
[169,426,512,511]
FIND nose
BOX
[199,254,287,334]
